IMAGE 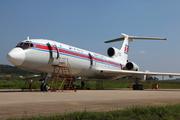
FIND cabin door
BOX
[88,53,96,67]
[47,43,59,59]
[47,43,60,65]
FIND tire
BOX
[40,84,44,91]
[44,84,49,91]
[133,84,143,90]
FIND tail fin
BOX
[105,33,166,63]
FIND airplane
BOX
[7,33,180,91]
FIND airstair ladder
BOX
[50,58,77,92]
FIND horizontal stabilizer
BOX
[105,37,124,43]
[128,36,167,40]
[105,33,166,43]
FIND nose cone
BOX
[7,48,25,66]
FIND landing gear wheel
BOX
[44,84,49,91]
[40,84,44,91]
[133,84,143,90]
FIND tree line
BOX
[0,64,36,76]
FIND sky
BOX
[1,0,180,79]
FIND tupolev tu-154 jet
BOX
[7,33,180,90]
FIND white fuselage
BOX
[7,39,126,78]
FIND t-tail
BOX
[105,33,166,63]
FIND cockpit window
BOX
[30,43,34,47]
[23,43,29,48]
[17,42,23,47]
[16,42,36,49]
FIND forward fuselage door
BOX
[53,44,59,59]
[47,43,59,59]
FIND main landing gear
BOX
[133,78,143,90]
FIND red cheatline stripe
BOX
[35,44,121,67]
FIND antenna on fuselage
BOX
[27,36,29,40]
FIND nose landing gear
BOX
[40,79,50,91]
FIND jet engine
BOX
[107,47,120,58]
[125,62,139,71]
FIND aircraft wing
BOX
[22,75,41,79]
[95,68,180,78]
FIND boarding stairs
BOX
[50,58,76,92]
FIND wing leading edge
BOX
[95,68,180,78]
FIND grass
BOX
[74,79,180,89]
[0,78,41,89]
[7,103,180,120]
[1,77,180,89]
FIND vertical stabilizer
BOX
[119,33,130,63]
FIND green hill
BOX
[0,64,36,76]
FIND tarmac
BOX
[0,89,180,119]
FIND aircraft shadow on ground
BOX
[0,89,41,93]
[0,89,179,93]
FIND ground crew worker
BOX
[30,78,33,91]
[81,81,85,89]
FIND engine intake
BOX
[107,47,120,58]
[126,62,139,71]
